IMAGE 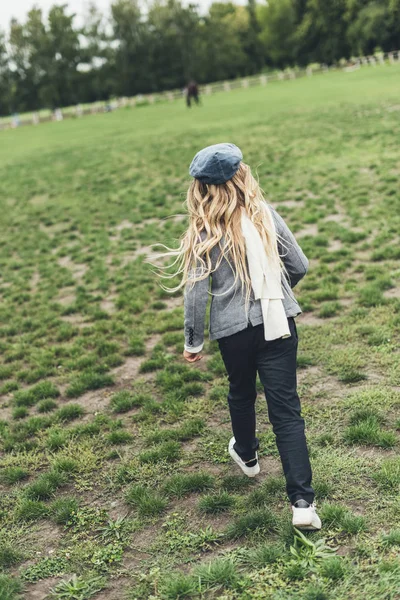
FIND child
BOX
[164,143,321,531]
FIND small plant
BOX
[164,472,214,498]
[14,499,48,521]
[37,399,58,413]
[0,574,23,600]
[373,457,400,490]
[0,466,29,485]
[289,528,337,570]
[24,469,67,501]
[195,558,238,590]
[65,372,114,398]
[0,544,24,568]
[56,403,85,422]
[109,390,146,413]
[381,529,400,547]
[225,507,277,539]
[52,457,79,473]
[125,484,167,516]
[50,573,105,599]
[319,556,346,580]
[239,542,283,568]
[22,556,68,582]
[139,441,181,464]
[12,406,28,420]
[106,429,133,444]
[303,583,330,600]
[50,497,79,525]
[198,491,235,514]
[159,572,196,599]
[46,428,69,450]
[13,381,59,407]
[96,516,128,541]
[220,474,253,492]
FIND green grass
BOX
[0,64,399,599]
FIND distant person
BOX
[185,80,200,108]
[159,143,321,531]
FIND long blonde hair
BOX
[154,162,285,303]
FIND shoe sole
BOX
[228,445,260,478]
[293,523,321,531]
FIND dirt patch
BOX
[30,195,49,207]
[297,313,327,327]
[92,577,132,600]
[164,295,183,310]
[24,576,60,599]
[276,200,305,209]
[100,299,116,313]
[60,314,91,327]
[111,356,143,385]
[76,389,114,415]
[55,291,76,306]
[115,220,134,232]
[296,224,319,237]
[328,239,343,252]
[30,271,40,292]
[57,256,87,279]
[384,287,400,299]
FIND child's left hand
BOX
[183,349,203,363]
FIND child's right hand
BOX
[183,349,203,363]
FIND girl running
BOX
[163,143,321,531]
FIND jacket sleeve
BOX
[269,205,309,288]
[184,268,210,352]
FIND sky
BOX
[0,0,215,29]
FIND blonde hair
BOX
[154,162,285,304]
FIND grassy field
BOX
[0,65,399,600]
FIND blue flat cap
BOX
[189,143,243,184]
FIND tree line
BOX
[1,0,399,116]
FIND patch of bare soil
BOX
[296,224,319,238]
[60,314,91,327]
[112,356,143,385]
[55,291,76,306]
[297,313,326,326]
[384,287,400,299]
[100,299,116,313]
[92,577,132,600]
[57,256,87,279]
[276,200,305,209]
[328,239,343,252]
[30,271,40,292]
[24,576,60,600]
[76,389,114,415]
[164,295,183,310]
[30,195,49,207]
[115,220,134,232]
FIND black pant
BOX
[218,317,314,505]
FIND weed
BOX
[226,507,277,539]
[164,472,215,498]
[198,491,235,513]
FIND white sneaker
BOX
[228,437,260,478]
[292,500,322,531]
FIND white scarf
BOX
[241,206,291,341]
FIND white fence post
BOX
[260,75,267,85]
[306,67,313,77]
[242,79,249,88]
[223,82,231,92]
[389,52,395,64]
[32,112,39,125]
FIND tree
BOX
[257,0,298,67]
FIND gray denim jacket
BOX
[184,205,309,351]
